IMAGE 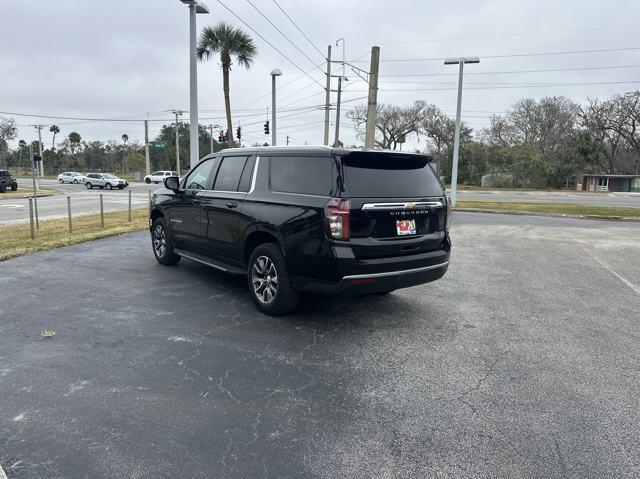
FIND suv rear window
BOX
[341,152,442,198]
[270,156,332,196]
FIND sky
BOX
[2,0,640,152]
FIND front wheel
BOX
[10,183,17,191]
[59,179,64,184]
[73,179,78,184]
[152,218,180,265]
[248,243,300,315]
[145,178,151,184]
[85,182,93,189]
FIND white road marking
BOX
[582,248,640,297]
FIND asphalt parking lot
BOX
[1,212,639,478]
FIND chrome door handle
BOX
[226,201,238,209]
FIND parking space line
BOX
[582,248,640,297]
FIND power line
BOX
[245,0,320,66]
[290,0,327,46]
[349,23,640,47]
[378,64,640,77]
[345,46,640,63]
[271,0,324,57]
[215,0,324,88]
[370,79,640,92]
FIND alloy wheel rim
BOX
[252,255,278,304]
[153,225,166,257]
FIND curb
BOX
[454,208,640,223]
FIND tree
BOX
[197,22,257,148]
[597,91,640,174]
[67,132,82,157]
[0,118,17,145]
[420,105,471,175]
[348,101,426,149]
[49,125,60,150]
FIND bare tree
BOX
[0,118,17,144]
[420,105,471,173]
[348,101,426,149]
[581,98,624,174]
[596,91,640,174]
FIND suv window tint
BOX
[270,156,332,196]
[151,171,162,176]
[342,153,442,198]
[237,157,256,193]
[184,159,215,190]
[213,156,248,192]
[0,171,7,176]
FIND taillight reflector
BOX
[325,198,350,240]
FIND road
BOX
[0,178,157,225]
[457,189,640,207]
[1,212,639,478]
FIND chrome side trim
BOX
[361,201,443,210]
[248,156,260,194]
[342,261,449,280]
[174,249,230,272]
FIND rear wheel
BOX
[0,183,6,193]
[248,243,299,315]
[85,182,93,189]
[106,183,113,190]
[152,217,180,265]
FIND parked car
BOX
[57,171,85,184]
[149,147,451,315]
[84,173,129,190]
[0,170,18,193]
[144,170,178,184]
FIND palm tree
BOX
[197,22,257,148]
[49,125,60,150]
[121,134,129,174]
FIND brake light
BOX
[325,198,350,240]
[445,195,452,231]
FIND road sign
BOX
[154,143,166,149]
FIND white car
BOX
[57,172,85,184]
[144,170,178,184]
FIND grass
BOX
[456,200,640,219]
[0,187,58,200]
[0,209,149,261]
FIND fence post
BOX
[67,195,72,233]
[128,189,132,223]
[28,197,35,240]
[100,194,104,228]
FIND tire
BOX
[248,243,300,315]
[73,179,78,184]
[151,217,180,266]
[10,183,17,191]
[145,178,151,184]
[85,182,93,189]
[106,183,113,190]
[59,179,64,184]
[118,185,124,190]
[0,183,6,193]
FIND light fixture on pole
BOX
[270,69,282,146]
[444,56,479,208]
[179,0,209,169]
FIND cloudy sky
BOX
[2,0,640,151]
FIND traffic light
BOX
[264,121,269,135]
[236,126,242,141]
[218,130,225,143]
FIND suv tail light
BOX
[445,195,452,231]
[325,198,350,240]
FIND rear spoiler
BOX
[339,150,433,164]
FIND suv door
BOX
[199,155,255,265]
[168,157,217,251]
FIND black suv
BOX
[149,147,451,314]
[0,170,18,193]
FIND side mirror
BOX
[164,176,180,191]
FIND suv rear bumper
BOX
[292,239,450,294]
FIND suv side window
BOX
[184,158,215,190]
[270,156,332,196]
[213,156,249,192]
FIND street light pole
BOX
[444,56,479,207]
[270,69,282,146]
[179,0,209,169]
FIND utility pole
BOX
[208,124,214,153]
[323,45,332,146]
[144,118,150,176]
[333,77,342,147]
[34,125,44,176]
[365,46,380,149]
[444,56,480,207]
[167,110,185,174]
